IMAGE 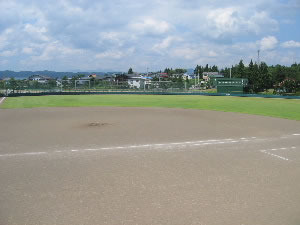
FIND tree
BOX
[8,78,18,92]
[252,63,262,92]
[204,64,209,72]
[0,80,5,89]
[259,62,272,91]
[174,68,187,74]
[273,65,286,84]
[247,60,255,92]
[48,79,57,88]
[115,74,129,82]
[236,60,245,78]
[275,78,297,93]
[211,65,219,72]
[62,76,69,89]
[220,67,230,78]
[128,68,133,74]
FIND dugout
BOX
[213,78,248,94]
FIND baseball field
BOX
[0,95,300,225]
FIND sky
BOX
[0,0,299,72]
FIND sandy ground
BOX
[0,107,300,225]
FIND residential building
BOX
[128,76,152,89]
[28,75,53,84]
[202,72,224,82]
[183,73,195,80]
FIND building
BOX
[28,75,53,84]
[202,72,224,82]
[183,73,195,80]
[128,76,152,89]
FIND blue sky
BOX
[0,0,299,72]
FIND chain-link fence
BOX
[1,79,299,99]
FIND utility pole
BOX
[257,50,260,67]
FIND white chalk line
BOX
[0,136,259,158]
[0,97,6,104]
[260,150,289,161]
[0,152,47,157]
[260,146,297,161]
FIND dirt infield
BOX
[0,107,300,225]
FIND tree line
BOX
[195,61,300,93]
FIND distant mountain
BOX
[0,70,119,79]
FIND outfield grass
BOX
[1,95,300,120]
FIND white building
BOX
[127,77,151,89]
[28,75,53,84]
[183,73,195,80]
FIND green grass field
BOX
[1,95,300,120]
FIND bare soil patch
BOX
[0,107,300,225]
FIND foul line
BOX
[0,97,6,105]
[260,146,297,161]
[0,136,259,158]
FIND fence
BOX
[2,88,300,99]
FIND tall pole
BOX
[230,68,232,79]
[257,50,260,67]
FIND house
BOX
[76,76,92,85]
[202,72,224,82]
[28,75,53,84]
[183,73,195,80]
[127,76,152,89]
[103,75,116,82]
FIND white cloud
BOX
[0,0,298,71]
[129,18,171,35]
[95,50,124,59]
[0,50,17,57]
[171,47,201,60]
[246,11,278,34]
[281,40,300,48]
[24,24,49,42]
[22,47,34,54]
[259,36,278,50]
[208,51,218,57]
[29,41,83,62]
[152,36,182,52]
[95,48,135,60]
[206,7,240,36]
